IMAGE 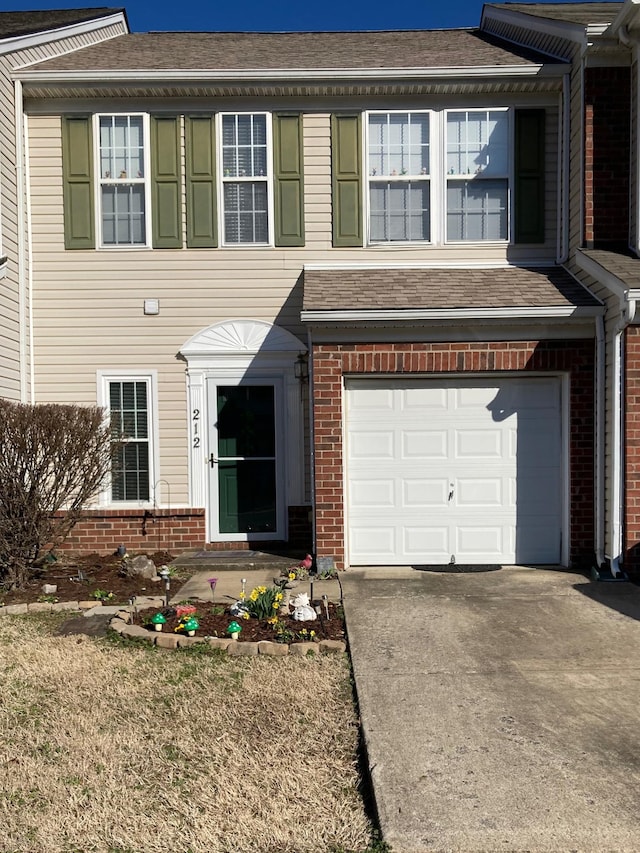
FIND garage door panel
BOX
[403,478,448,506]
[346,377,563,565]
[350,478,395,508]
[350,526,397,559]
[402,386,448,410]
[456,477,505,507]
[348,430,394,460]
[402,430,448,459]
[404,525,449,557]
[455,429,505,459]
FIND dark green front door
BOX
[214,384,278,535]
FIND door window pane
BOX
[216,386,275,458]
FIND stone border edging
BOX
[0,600,346,656]
[109,610,347,656]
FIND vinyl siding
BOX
[27,99,560,508]
[0,20,126,401]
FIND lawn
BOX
[0,613,374,853]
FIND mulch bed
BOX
[136,602,346,644]
[0,551,176,606]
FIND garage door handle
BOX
[448,484,454,502]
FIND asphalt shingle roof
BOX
[0,8,122,39]
[581,249,640,288]
[24,28,558,72]
[302,266,600,311]
[487,2,623,26]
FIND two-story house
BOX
[10,2,639,575]
[0,7,128,402]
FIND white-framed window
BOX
[366,111,431,243]
[98,371,158,504]
[445,109,509,242]
[96,113,150,247]
[219,112,272,245]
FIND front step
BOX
[170,549,302,572]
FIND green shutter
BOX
[514,109,545,244]
[150,116,182,248]
[331,114,362,247]
[185,115,217,248]
[62,115,95,249]
[273,113,304,247]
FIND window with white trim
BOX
[106,378,153,502]
[367,111,431,243]
[446,109,509,242]
[97,114,149,246]
[220,113,271,244]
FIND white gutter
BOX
[14,80,27,402]
[15,63,564,84]
[24,113,35,403]
[301,305,603,323]
[595,313,606,567]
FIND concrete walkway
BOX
[341,566,640,852]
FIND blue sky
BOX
[4,0,609,33]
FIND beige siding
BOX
[0,20,126,401]
[28,100,561,507]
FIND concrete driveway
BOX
[340,566,640,852]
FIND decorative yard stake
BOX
[309,578,314,606]
[227,620,242,640]
[208,577,218,599]
[151,613,166,632]
[322,594,330,619]
[241,578,247,600]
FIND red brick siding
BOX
[57,505,311,556]
[624,327,640,573]
[584,67,631,248]
[312,340,595,570]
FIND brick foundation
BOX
[312,339,595,570]
[57,505,312,557]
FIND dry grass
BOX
[0,615,373,853]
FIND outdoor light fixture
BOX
[158,566,171,606]
[294,352,309,384]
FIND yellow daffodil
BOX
[288,572,296,580]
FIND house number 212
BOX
[192,409,200,448]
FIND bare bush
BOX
[0,400,114,588]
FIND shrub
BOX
[0,400,115,589]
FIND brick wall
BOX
[57,505,312,557]
[624,327,640,574]
[312,340,595,570]
[584,67,631,249]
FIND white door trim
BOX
[179,319,305,542]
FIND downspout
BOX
[306,327,316,566]
[608,296,637,576]
[557,73,570,263]
[14,80,27,402]
[595,313,606,567]
[24,113,35,403]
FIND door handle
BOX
[209,454,218,467]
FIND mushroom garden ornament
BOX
[227,620,242,640]
[151,612,166,632]
[183,616,199,637]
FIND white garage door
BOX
[346,377,563,565]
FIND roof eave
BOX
[301,306,603,323]
[0,12,127,58]
[15,62,566,83]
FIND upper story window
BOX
[220,113,271,245]
[445,109,509,242]
[97,114,150,247]
[367,111,431,243]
